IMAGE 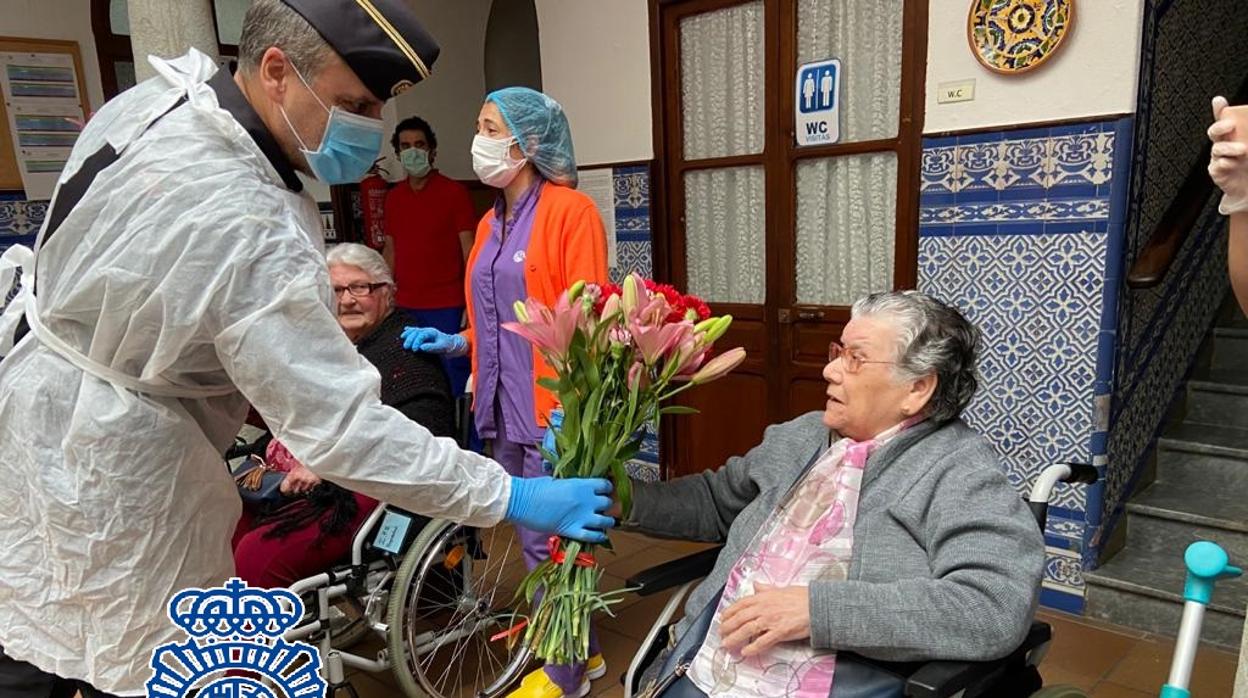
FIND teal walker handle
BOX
[1182,540,1243,604]
[1160,541,1241,698]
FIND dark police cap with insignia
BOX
[281,0,439,101]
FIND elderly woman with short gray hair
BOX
[627,290,1044,698]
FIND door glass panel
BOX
[114,61,137,93]
[685,166,766,304]
[110,0,131,35]
[796,0,903,142]
[680,1,765,160]
[214,0,249,46]
[795,153,897,306]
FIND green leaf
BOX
[659,405,700,416]
[615,471,633,519]
[571,343,600,389]
[537,377,563,393]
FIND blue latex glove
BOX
[401,326,468,356]
[540,409,563,474]
[505,476,614,543]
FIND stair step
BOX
[1125,490,1248,564]
[1085,547,1246,650]
[1212,327,1248,371]
[1127,482,1248,534]
[1152,449,1248,494]
[1159,423,1248,460]
[1186,371,1248,428]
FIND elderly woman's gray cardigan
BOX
[628,412,1045,664]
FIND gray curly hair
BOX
[850,290,981,423]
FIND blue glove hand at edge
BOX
[401,326,467,355]
[505,475,614,544]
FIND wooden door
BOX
[652,0,926,477]
[654,0,777,478]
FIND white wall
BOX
[536,0,653,165]
[387,0,492,181]
[295,0,493,200]
[2,0,107,112]
[924,0,1145,134]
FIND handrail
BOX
[1127,77,1248,289]
[1125,148,1215,289]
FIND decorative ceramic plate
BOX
[968,0,1075,75]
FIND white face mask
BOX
[472,134,526,188]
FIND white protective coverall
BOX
[0,50,509,695]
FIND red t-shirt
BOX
[383,171,477,309]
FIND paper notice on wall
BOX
[577,167,617,268]
[0,52,86,200]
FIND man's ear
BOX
[257,47,291,106]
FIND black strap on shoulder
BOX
[13,97,186,345]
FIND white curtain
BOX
[793,0,903,305]
[795,153,897,305]
[797,0,904,143]
[680,1,767,305]
[680,1,765,160]
[685,167,766,304]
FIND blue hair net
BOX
[486,87,578,187]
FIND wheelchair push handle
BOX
[1027,463,1097,529]
[1160,541,1241,698]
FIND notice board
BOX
[0,37,92,197]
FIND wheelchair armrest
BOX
[845,621,1051,698]
[625,545,724,597]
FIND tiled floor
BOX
[331,530,1238,698]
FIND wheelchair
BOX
[619,462,1100,698]
[227,394,532,698]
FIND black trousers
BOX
[0,645,125,698]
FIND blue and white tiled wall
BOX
[610,164,655,286]
[917,119,1135,613]
[0,194,45,253]
[607,164,661,483]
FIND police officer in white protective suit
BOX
[0,1,615,696]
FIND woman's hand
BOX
[718,583,812,657]
[1209,96,1248,214]
[280,461,322,496]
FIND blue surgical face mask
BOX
[279,64,384,185]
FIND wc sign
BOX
[795,59,841,146]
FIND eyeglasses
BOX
[332,282,388,298]
[827,341,895,374]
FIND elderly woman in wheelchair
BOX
[228,244,536,698]
[619,290,1047,698]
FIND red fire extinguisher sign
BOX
[359,159,389,250]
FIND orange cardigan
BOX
[462,182,610,430]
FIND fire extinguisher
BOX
[359,158,390,251]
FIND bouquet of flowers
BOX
[499,273,746,665]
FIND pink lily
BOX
[627,361,649,391]
[599,293,621,322]
[667,337,710,378]
[631,319,693,366]
[689,347,746,385]
[502,292,582,363]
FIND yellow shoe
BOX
[504,655,607,698]
[585,653,607,681]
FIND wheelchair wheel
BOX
[388,518,532,698]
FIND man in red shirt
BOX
[383,116,476,398]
